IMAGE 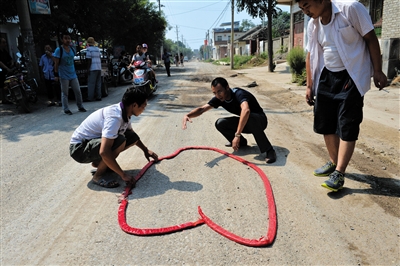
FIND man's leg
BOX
[242,113,272,153]
[323,134,339,166]
[215,117,247,145]
[337,139,356,173]
[87,71,96,101]
[95,70,102,100]
[92,140,126,181]
[60,79,70,112]
[70,78,84,109]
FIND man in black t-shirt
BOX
[182,77,276,164]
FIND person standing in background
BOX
[162,49,171,77]
[86,37,102,101]
[39,44,60,106]
[53,31,86,115]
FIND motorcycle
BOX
[109,56,132,87]
[2,53,38,113]
[131,60,157,96]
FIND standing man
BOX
[182,77,277,164]
[0,38,14,104]
[162,49,171,77]
[70,87,158,188]
[53,31,86,115]
[86,37,102,101]
[296,0,387,191]
[39,44,60,106]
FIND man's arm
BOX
[232,101,250,151]
[134,139,158,162]
[53,56,60,81]
[305,52,314,106]
[182,103,213,129]
[363,30,387,89]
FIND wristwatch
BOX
[235,133,241,138]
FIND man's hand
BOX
[373,71,387,90]
[232,136,240,151]
[121,173,136,187]
[144,149,158,162]
[305,87,314,106]
[182,115,192,129]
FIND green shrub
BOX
[287,46,306,76]
[260,52,268,60]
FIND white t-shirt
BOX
[86,46,102,71]
[318,17,345,72]
[70,103,133,144]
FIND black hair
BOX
[211,77,229,89]
[122,86,147,107]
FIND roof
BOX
[236,25,269,41]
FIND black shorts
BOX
[69,130,139,163]
[314,68,364,141]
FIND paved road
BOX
[1,61,399,265]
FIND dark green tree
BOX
[1,0,167,58]
[272,11,290,38]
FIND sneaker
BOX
[265,148,277,164]
[47,101,55,107]
[321,170,345,192]
[78,107,87,112]
[64,110,73,115]
[313,161,336,176]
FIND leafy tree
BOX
[1,0,167,58]
[240,19,256,31]
[235,0,279,72]
[272,11,290,38]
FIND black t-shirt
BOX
[208,87,264,116]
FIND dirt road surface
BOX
[1,61,399,265]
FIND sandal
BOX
[92,178,120,188]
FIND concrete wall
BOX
[381,0,400,80]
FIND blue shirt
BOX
[53,46,77,80]
[39,54,54,80]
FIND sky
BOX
[152,0,291,50]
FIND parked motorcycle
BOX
[2,53,38,113]
[131,60,157,96]
[109,57,132,87]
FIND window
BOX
[217,36,222,41]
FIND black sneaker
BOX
[321,170,345,192]
[78,107,87,112]
[313,161,336,176]
[64,110,73,115]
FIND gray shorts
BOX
[70,130,139,163]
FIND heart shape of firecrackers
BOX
[118,146,277,247]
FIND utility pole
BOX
[16,0,40,83]
[176,25,180,58]
[230,0,234,69]
[158,0,163,65]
